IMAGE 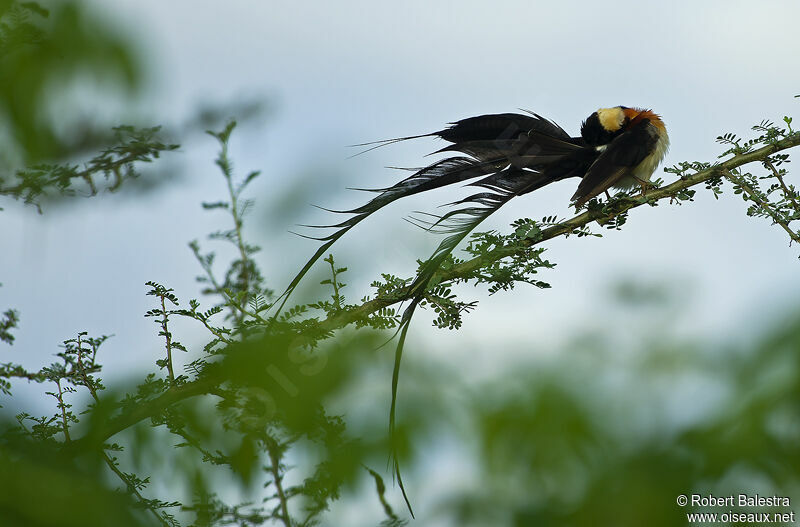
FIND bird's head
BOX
[581,106,628,146]
[581,106,666,147]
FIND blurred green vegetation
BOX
[0,0,140,165]
[0,0,183,211]
[2,291,799,526]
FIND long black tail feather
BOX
[270,112,588,319]
[270,156,511,315]
[347,132,437,158]
[386,166,554,515]
[269,111,592,515]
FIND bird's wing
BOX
[571,118,660,206]
[434,112,582,164]
[437,112,571,144]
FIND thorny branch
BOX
[765,158,800,210]
[723,168,800,244]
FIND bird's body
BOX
[426,105,669,206]
[571,106,669,205]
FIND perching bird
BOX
[571,106,669,205]
[271,106,669,515]
[274,105,669,312]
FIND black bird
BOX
[276,105,669,312]
[273,106,669,515]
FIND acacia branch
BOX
[64,378,216,454]
[317,132,800,333]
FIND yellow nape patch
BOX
[597,107,625,132]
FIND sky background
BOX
[2,1,800,520]
[4,0,800,390]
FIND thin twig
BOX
[723,168,800,244]
[55,379,71,442]
[765,158,800,210]
[266,439,293,527]
[102,452,172,527]
[191,243,267,326]
[75,333,99,401]
[196,316,233,345]
[160,295,175,382]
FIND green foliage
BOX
[709,120,800,246]
[0,0,178,212]
[0,307,18,345]
[145,282,189,383]
[443,304,800,526]
[423,284,477,330]
[0,433,147,527]
[0,0,141,164]
[309,255,349,315]
[659,116,800,253]
[664,160,713,182]
[0,120,367,524]
[459,218,556,293]
[0,125,179,210]
[8,331,110,444]
[190,121,273,329]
